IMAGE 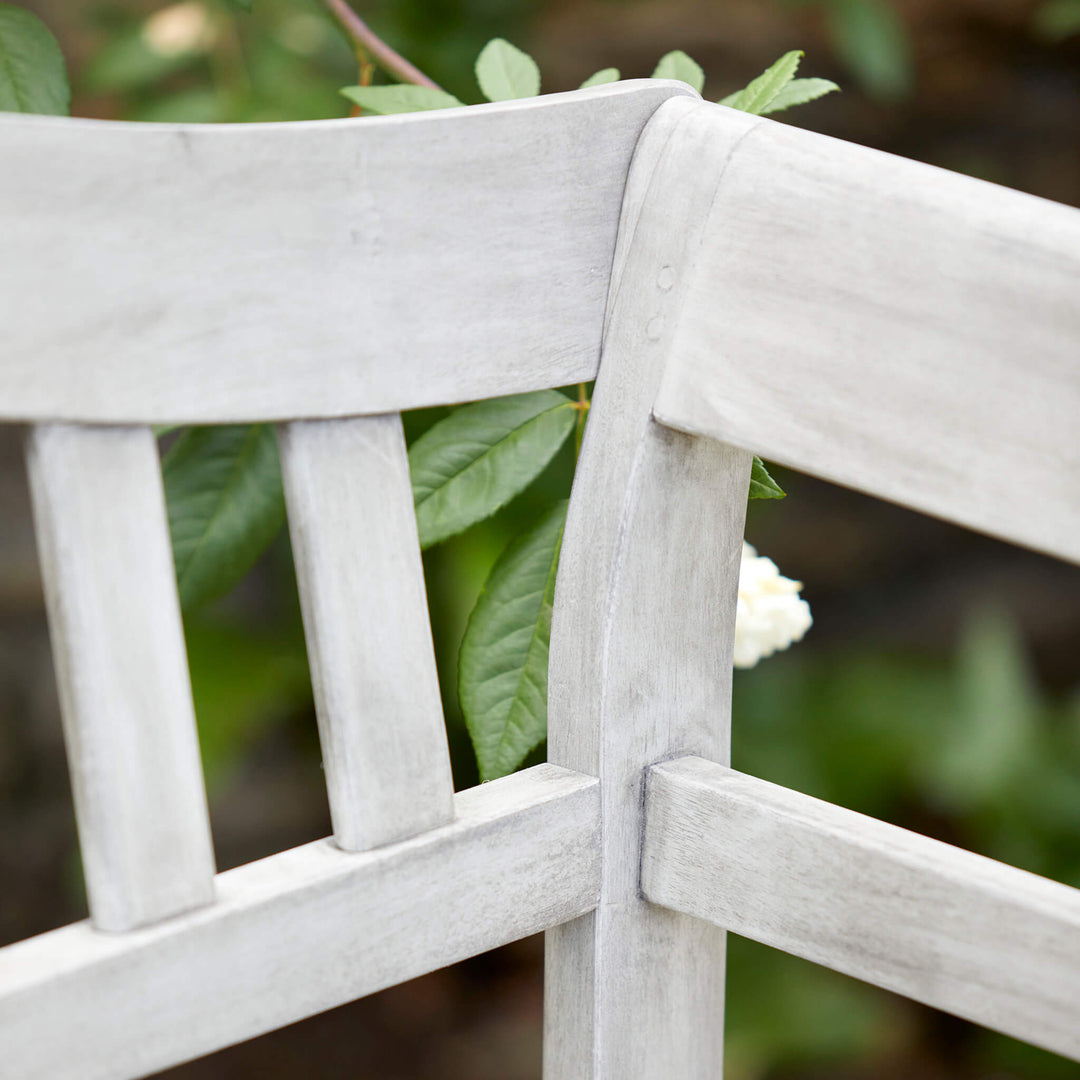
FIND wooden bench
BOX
[1,80,1078,1078]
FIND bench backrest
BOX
[0,83,1078,1078]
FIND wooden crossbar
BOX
[651,105,1080,563]
[0,765,599,1080]
[0,82,691,426]
[641,756,1080,1062]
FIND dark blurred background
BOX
[2,1,1080,1077]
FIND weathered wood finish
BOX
[653,107,1080,563]
[0,765,600,1079]
[24,424,215,931]
[0,82,693,425]
[642,757,1080,1062]
[544,99,755,1079]
[278,415,454,850]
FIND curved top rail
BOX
[0,81,692,424]
[651,103,1080,563]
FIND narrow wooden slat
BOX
[652,105,1080,564]
[544,98,756,1079]
[0,764,600,1080]
[0,82,693,425]
[24,424,215,931]
[642,756,1080,1062]
[278,415,454,850]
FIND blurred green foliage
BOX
[4,3,1079,1076]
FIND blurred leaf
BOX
[475,37,539,101]
[719,50,803,115]
[0,4,69,115]
[928,610,1039,810]
[726,935,893,1078]
[459,501,566,780]
[580,67,619,88]
[748,456,786,499]
[226,0,254,11]
[1033,0,1080,40]
[823,0,912,101]
[163,425,286,611]
[131,88,223,123]
[339,84,463,113]
[762,76,840,113]
[83,26,200,93]
[410,390,576,549]
[186,617,310,786]
[651,49,704,93]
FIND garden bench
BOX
[0,79,1078,1078]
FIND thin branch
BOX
[323,0,443,91]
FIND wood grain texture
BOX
[0,764,600,1080]
[642,756,1080,1062]
[544,98,755,1079]
[24,424,215,931]
[278,415,454,850]
[653,105,1080,564]
[0,82,694,425]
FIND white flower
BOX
[142,2,214,59]
[733,542,812,668]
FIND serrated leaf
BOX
[719,50,803,115]
[651,49,705,93]
[163,425,286,611]
[339,84,463,114]
[824,0,912,101]
[761,76,840,114]
[475,37,540,101]
[748,456,785,500]
[410,390,576,550]
[580,67,619,88]
[459,501,567,780]
[0,5,69,115]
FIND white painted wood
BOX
[24,424,215,931]
[544,98,756,1079]
[0,764,600,1080]
[0,82,693,426]
[652,105,1080,564]
[278,414,454,850]
[642,756,1080,1062]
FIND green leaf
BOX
[761,76,840,113]
[0,4,69,115]
[748,456,786,499]
[163,425,286,612]
[410,390,576,550]
[823,0,912,101]
[719,50,803,115]
[226,0,254,11]
[475,37,541,101]
[339,84,464,114]
[459,501,567,780]
[579,67,620,89]
[651,49,705,93]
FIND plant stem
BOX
[322,0,443,90]
[574,383,590,458]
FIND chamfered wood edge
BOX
[642,756,1080,1062]
[0,765,600,1080]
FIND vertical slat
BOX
[278,414,454,851]
[25,423,216,932]
[544,97,758,1078]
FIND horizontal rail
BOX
[652,106,1080,564]
[0,82,690,425]
[642,756,1080,1061]
[0,764,600,1079]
